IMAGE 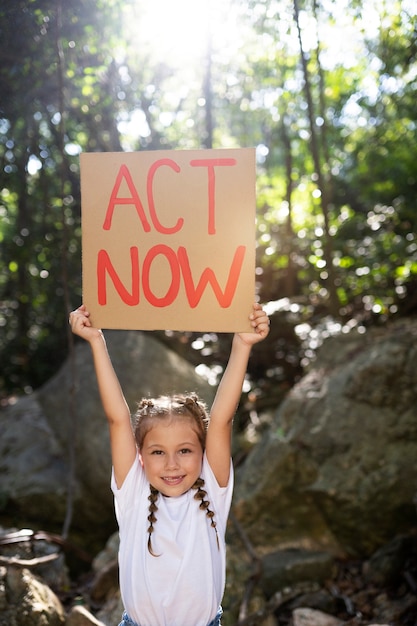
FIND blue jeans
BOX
[118,606,223,626]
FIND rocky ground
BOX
[1,538,417,626]
[269,556,417,625]
[53,535,417,626]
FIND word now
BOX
[98,244,246,308]
[103,157,237,235]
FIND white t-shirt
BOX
[111,451,234,626]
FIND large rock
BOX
[0,331,214,552]
[0,566,65,626]
[233,318,417,557]
[0,397,68,523]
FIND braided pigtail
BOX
[147,486,160,557]
[134,393,212,555]
[193,478,219,550]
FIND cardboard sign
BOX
[80,148,256,332]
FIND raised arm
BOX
[69,305,137,488]
[206,303,270,486]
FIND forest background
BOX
[1,0,416,415]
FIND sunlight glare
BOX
[127,0,243,67]
[133,0,212,65]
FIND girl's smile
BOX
[140,419,204,496]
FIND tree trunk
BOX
[280,114,298,297]
[293,0,340,316]
[202,3,213,149]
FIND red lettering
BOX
[96,244,245,309]
[190,158,237,235]
[142,244,181,307]
[97,247,140,305]
[177,245,246,308]
[147,159,184,234]
[102,164,151,232]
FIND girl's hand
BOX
[69,304,101,342]
[237,302,270,346]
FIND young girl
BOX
[69,303,269,626]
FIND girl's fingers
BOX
[69,308,92,330]
[249,306,270,337]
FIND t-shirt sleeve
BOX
[201,452,234,527]
[111,451,146,519]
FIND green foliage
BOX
[0,0,416,400]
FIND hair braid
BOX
[136,393,215,556]
[193,477,220,550]
[147,486,160,557]
[146,479,220,556]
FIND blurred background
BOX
[0,0,416,409]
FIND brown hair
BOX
[134,394,219,555]
[134,393,209,450]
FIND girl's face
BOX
[139,418,204,497]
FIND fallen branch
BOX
[0,529,92,563]
[0,553,60,568]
